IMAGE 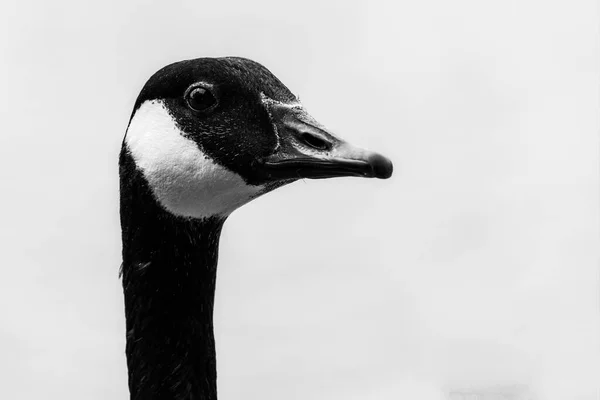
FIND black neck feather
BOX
[120,148,225,400]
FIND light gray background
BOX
[0,0,598,399]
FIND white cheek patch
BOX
[125,100,264,219]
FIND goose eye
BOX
[186,86,217,112]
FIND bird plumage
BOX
[119,56,392,400]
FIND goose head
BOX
[123,57,392,219]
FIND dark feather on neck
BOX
[120,148,225,400]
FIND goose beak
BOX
[256,103,393,181]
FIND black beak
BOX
[255,102,393,181]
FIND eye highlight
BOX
[185,84,218,112]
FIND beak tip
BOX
[368,153,393,179]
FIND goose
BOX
[119,56,393,400]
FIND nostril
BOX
[300,132,330,150]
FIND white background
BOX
[0,0,598,399]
